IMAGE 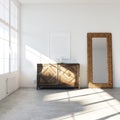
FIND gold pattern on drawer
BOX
[38,64,58,85]
[37,63,80,88]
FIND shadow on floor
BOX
[0,88,120,120]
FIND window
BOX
[10,0,18,72]
[0,0,19,75]
[11,1,17,29]
[11,29,18,71]
[0,0,9,73]
[0,0,9,23]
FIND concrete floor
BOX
[0,88,120,120]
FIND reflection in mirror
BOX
[92,38,107,83]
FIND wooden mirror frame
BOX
[87,33,113,88]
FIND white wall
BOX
[0,72,19,100]
[21,3,120,88]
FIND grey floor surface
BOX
[0,88,120,120]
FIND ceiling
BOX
[18,0,120,4]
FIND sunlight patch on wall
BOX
[25,45,56,66]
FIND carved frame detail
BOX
[87,33,113,88]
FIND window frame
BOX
[0,0,20,75]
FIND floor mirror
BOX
[87,33,113,88]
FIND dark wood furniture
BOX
[37,63,80,89]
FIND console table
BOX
[37,63,80,89]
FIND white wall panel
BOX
[21,3,120,88]
[50,32,70,60]
[0,72,19,100]
[0,78,7,100]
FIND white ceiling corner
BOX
[18,0,120,4]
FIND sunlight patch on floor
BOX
[74,107,118,120]
[43,88,120,120]
[43,91,69,101]
[1,88,120,120]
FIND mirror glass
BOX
[92,38,107,83]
